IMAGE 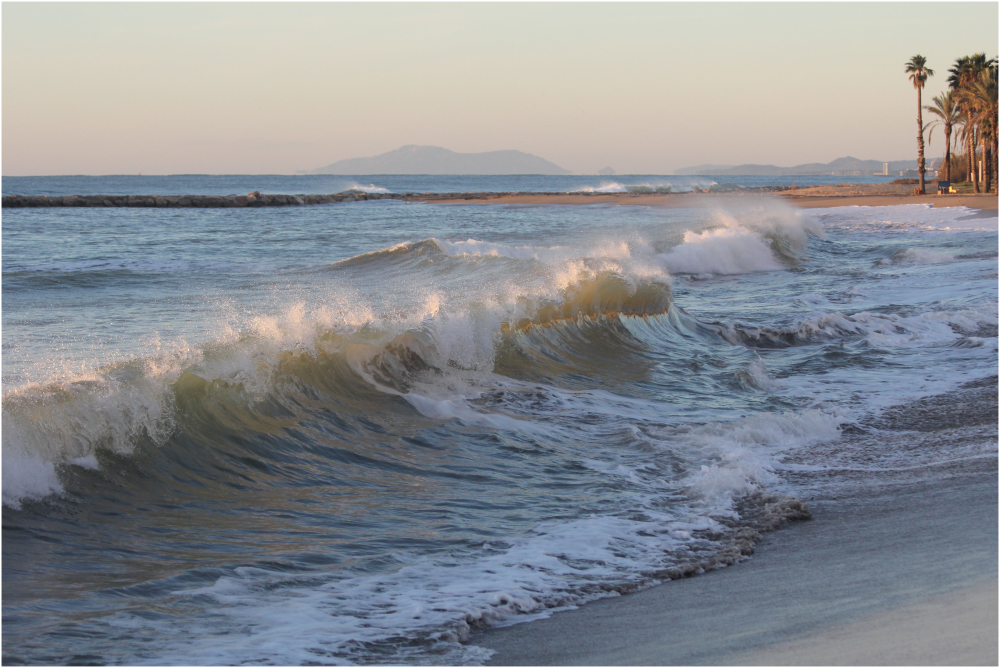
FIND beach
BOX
[474,472,998,665]
[428,185,999,211]
[3,177,996,664]
[5,183,997,213]
[460,193,999,665]
[472,377,999,665]
[5,1,998,663]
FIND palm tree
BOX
[925,90,960,181]
[948,54,996,192]
[965,67,998,192]
[905,55,934,194]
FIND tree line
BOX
[905,53,997,194]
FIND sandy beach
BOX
[427,184,999,212]
[4,175,995,665]
[440,174,998,665]
[467,350,999,661]
[473,468,998,665]
[455,185,1000,666]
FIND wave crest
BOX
[503,272,672,331]
[656,200,824,276]
[2,269,678,508]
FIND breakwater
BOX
[0,190,609,208]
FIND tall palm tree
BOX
[925,90,960,181]
[906,55,934,194]
[948,54,996,192]
[965,67,998,192]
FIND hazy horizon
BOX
[0,145,927,178]
[3,3,997,176]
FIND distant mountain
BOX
[300,145,572,175]
[674,157,918,176]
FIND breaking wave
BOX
[1,266,676,508]
[6,195,997,665]
[656,201,825,276]
[573,179,718,194]
[714,303,998,348]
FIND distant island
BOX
[674,156,921,177]
[300,145,572,175]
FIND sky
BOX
[3,2,997,176]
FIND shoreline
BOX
[434,189,998,211]
[3,187,997,211]
[470,379,999,665]
[472,472,998,666]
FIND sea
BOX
[2,174,997,665]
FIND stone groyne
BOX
[1,191,597,208]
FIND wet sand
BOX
[448,185,999,665]
[470,382,999,665]
[782,188,998,211]
[729,582,997,665]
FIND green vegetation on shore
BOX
[911,53,998,194]
[906,55,933,194]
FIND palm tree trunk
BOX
[969,129,980,193]
[991,124,997,192]
[917,87,926,194]
[990,132,1000,191]
[984,137,993,193]
[967,133,974,184]
[944,127,952,181]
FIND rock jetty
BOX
[1,190,605,208]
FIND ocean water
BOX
[1,172,898,198]
[2,178,997,665]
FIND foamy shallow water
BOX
[3,197,997,664]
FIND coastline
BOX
[3,177,996,664]
[5,186,997,211]
[469,381,999,665]
[433,189,999,211]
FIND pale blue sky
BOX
[3,2,997,175]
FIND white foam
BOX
[1,455,63,509]
[2,367,179,508]
[741,357,781,391]
[434,237,568,262]
[875,248,955,266]
[657,225,785,275]
[431,236,643,270]
[572,179,717,194]
[148,501,724,665]
[403,393,546,434]
[664,409,845,504]
[721,298,998,350]
[758,295,998,419]
[815,204,999,233]
[343,183,391,194]
[653,199,824,276]
[5,180,997,666]
[1,297,389,508]
[574,181,629,193]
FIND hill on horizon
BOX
[674,156,921,176]
[300,145,572,175]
